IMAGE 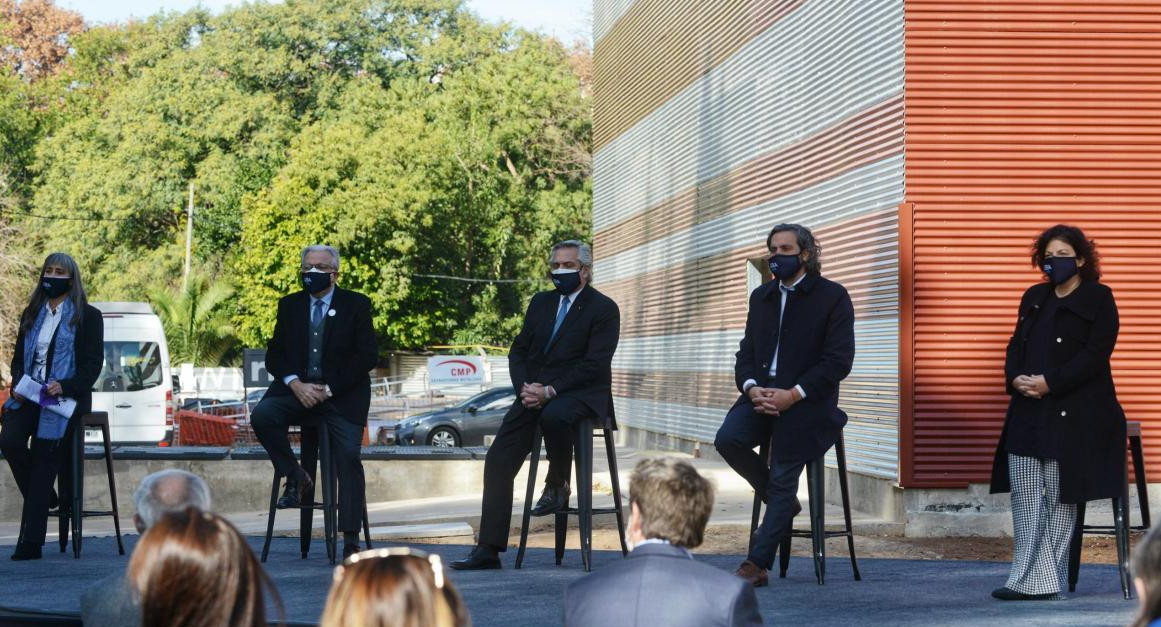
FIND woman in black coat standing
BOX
[1,252,103,560]
[989,225,1126,600]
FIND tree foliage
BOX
[3,0,592,363]
[151,271,238,366]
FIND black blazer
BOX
[8,303,104,418]
[506,284,620,427]
[990,280,1126,504]
[563,543,763,627]
[263,287,378,425]
[731,273,855,462]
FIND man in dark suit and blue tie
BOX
[250,244,378,559]
[564,457,763,627]
[451,240,620,570]
[714,223,855,587]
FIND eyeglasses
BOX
[334,547,445,589]
[302,264,336,273]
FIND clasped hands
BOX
[747,386,800,416]
[1012,374,1049,399]
[520,383,550,409]
[289,379,329,408]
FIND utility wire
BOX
[0,208,144,222]
[410,273,542,284]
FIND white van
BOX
[90,302,174,445]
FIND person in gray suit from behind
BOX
[79,469,212,627]
[564,457,763,627]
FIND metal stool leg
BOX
[807,457,825,585]
[777,534,792,578]
[71,424,84,559]
[576,420,594,572]
[515,428,543,569]
[749,439,771,555]
[261,473,281,562]
[1116,491,1132,599]
[604,429,629,556]
[836,437,861,580]
[300,431,319,559]
[100,422,124,555]
[554,511,568,565]
[362,503,373,550]
[1067,502,1087,592]
[319,429,337,565]
[1130,434,1151,529]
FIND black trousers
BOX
[250,394,366,533]
[0,403,74,547]
[478,396,593,551]
[714,402,808,569]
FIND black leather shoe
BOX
[791,498,803,518]
[991,587,1057,601]
[11,542,41,561]
[530,484,570,517]
[276,472,314,509]
[449,546,502,570]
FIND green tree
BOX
[151,271,238,366]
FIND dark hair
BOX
[19,252,88,335]
[766,223,822,275]
[1131,526,1161,627]
[129,508,282,627]
[322,551,470,627]
[1031,225,1101,281]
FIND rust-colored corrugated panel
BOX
[903,0,1161,487]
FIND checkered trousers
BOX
[1005,454,1077,596]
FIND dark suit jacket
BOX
[8,303,104,418]
[564,543,763,627]
[732,273,855,461]
[263,287,377,425]
[990,280,1126,504]
[506,284,620,427]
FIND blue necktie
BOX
[312,300,325,328]
[547,297,570,346]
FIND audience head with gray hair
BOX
[133,469,212,533]
[548,240,594,295]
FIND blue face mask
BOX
[1042,257,1078,285]
[302,271,333,294]
[768,254,802,281]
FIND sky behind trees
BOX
[59,0,592,41]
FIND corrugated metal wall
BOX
[593,0,906,479]
[902,1,1161,487]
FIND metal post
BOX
[183,182,194,291]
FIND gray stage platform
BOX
[0,536,1137,626]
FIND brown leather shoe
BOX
[735,560,769,587]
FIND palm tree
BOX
[152,272,238,366]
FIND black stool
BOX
[748,432,860,584]
[58,411,125,558]
[260,423,372,565]
[1067,421,1149,600]
[515,418,628,572]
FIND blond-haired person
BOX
[322,548,470,627]
[564,458,763,627]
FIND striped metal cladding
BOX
[592,0,638,43]
[592,0,806,151]
[592,0,908,480]
[902,1,1161,487]
[592,0,905,232]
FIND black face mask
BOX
[40,276,71,299]
[1042,257,1079,285]
[302,271,333,294]
[768,254,802,281]
[551,270,582,295]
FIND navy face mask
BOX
[551,269,582,295]
[1042,257,1078,285]
[768,254,802,281]
[40,276,71,299]
[302,271,333,294]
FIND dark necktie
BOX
[547,297,570,347]
[312,300,325,328]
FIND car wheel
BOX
[427,427,459,448]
